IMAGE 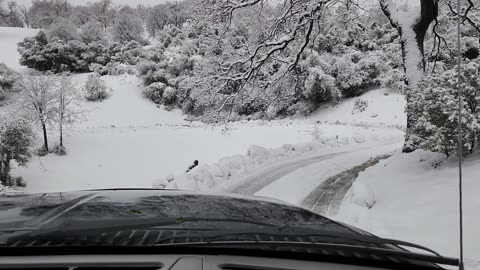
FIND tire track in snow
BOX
[228,151,348,195]
[301,154,391,216]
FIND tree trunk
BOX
[42,122,49,153]
[403,0,439,153]
[413,0,439,71]
[0,156,4,186]
[59,121,63,148]
[1,155,11,186]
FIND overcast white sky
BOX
[13,0,169,7]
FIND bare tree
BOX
[54,73,81,151]
[92,0,114,33]
[146,4,169,37]
[0,0,23,27]
[29,0,71,28]
[18,4,30,28]
[22,72,57,154]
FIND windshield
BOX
[0,0,477,268]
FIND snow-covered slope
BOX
[11,72,406,194]
[336,150,480,269]
[306,88,406,129]
[0,27,38,71]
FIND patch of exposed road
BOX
[302,155,391,216]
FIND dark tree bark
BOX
[42,122,49,153]
[0,157,4,185]
[379,0,438,153]
[0,154,11,186]
[403,0,439,152]
[59,121,63,147]
[413,0,439,71]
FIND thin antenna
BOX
[456,0,464,269]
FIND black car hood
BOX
[0,189,349,232]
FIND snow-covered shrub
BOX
[112,7,148,45]
[162,86,177,107]
[0,63,22,99]
[18,32,105,73]
[303,67,340,106]
[79,21,105,44]
[143,82,166,104]
[331,53,372,97]
[0,117,34,187]
[47,19,80,42]
[408,61,480,156]
[18,30,147,74]
[90,62,136,76]
[52,144,67,156]
[83,73,109,101]
[353,98,368,113]
[381,69,408,93]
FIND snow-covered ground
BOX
[0,27,38,71]
[14,72,404,194]
[307,89,406,129]
[336,150,480,269]
[0,26,406,194]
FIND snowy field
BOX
[0,27,38,71]
[14,73,405,193]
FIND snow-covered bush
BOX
[162,86,177,108]
[353,98,368,113]
[79,21,106,44]
[111,7,148,45]
[18,31,107,73]
[303,67,340,106]
[83,73,109,101]
[408,61,480,156]
[381,69,408,93]
[0,63,22,99]
[0,117,34,187]
[143,82,166,104]
[18,30,148,74]
[47,19,80,42]
[52,144,67,156]
[90,62,136,76]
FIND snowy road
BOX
[227,151,348,194]
[225,142,402,213]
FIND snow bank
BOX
[0,184,23,196]
[153,132,402,192]
[335,150,480,269]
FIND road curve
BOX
[227,151,348,195]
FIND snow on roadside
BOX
[255,142,402,206]
[335,150,480,269]
[154,129,404,194]
[0,184,23,196]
